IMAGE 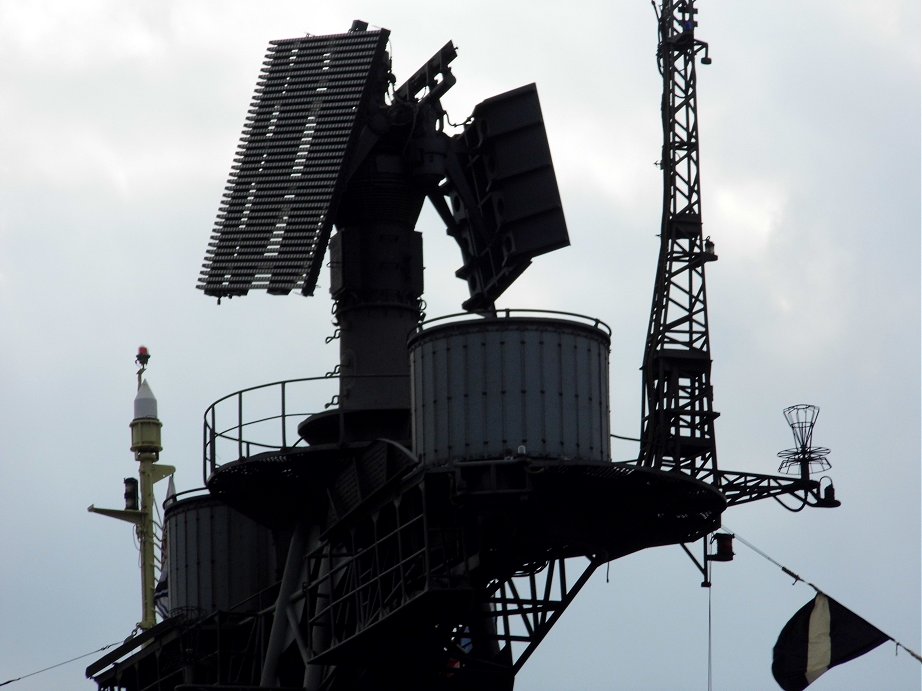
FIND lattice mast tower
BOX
[640,0,718,478]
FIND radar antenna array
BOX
[198,28,568,311]
[199,29,390,298]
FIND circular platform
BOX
[451,460,726,572]
[206,446,338,528]
[208,451,725,568]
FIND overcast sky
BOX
[0,1,918,690]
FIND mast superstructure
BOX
[640,0,718,478]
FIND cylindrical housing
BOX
[123,477,139,511]
[409,313,611,464]
[130,418,162,454]
[332,152,426,415]
[163,494,277,617]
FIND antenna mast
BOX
[640,0,717,478]
[88,346,175,631]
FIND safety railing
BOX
[202,374,411,484]
[414,308,612,338]
[202,375,340,484]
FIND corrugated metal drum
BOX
[409,313,611,464]
[164,494,277,617]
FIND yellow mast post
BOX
[89,346,175,631]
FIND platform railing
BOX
[202,374,411,484]
[415,308,612,337]
[202,375,339,483]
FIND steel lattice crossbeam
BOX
[199,29,389,298]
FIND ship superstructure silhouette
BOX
[88,6,838,690]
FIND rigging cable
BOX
[707,583,713,691]
[0,640,121,687]
[722,526,922,663]
[611,432,641,442]
[771,492,808,512]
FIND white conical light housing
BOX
[131,380,162,455]
[134,380,159,420]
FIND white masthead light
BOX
[134,379,158,419]
[130,346,162,455]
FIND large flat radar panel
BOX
[444,84,569,311]
[199,29,389,298]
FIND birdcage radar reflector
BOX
[777,404,831,476]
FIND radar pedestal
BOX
[300,151,425,446]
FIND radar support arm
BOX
[704,469,839,508]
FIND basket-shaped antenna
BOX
[777,404,830,476]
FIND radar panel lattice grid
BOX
[199,29,389,298]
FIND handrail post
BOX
[237,392,244,460]
[281,381,288,449]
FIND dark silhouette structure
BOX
[88,6,838,690]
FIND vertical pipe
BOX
[137,456,157,630]
[261,522,308,686]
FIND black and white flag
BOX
[772,593,889,690]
